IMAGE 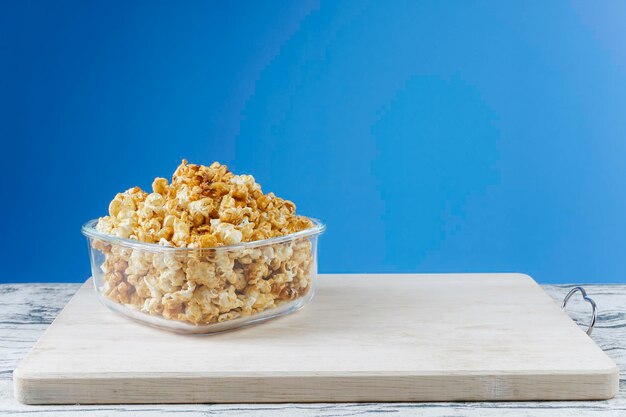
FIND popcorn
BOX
[91,160,317,326]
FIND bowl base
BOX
[95,285,314,335]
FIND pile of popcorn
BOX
[92,160,316,325]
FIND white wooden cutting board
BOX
[14,273,618,404]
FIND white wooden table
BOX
[1,282,624,416]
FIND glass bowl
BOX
[82,218,324,334]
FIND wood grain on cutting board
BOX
[13,274,618,404]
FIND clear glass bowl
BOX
[82,218,324,334]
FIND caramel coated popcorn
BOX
[92,160,317,326]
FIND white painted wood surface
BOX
[1,276,625,415]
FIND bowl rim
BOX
[81,217,325,252]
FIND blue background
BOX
[2,1,626,283]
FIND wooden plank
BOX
[2,281,625,416]
[12,274,619,404]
